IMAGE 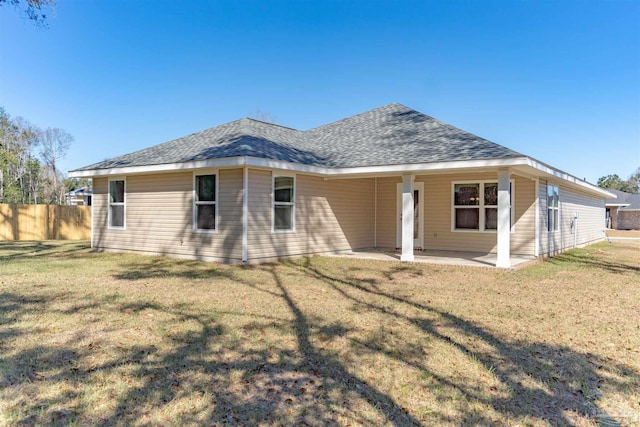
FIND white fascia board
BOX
[69,156,526,178]
[522,158,615,198]
[323,157,531,176]
[67,154,614,199]
[68,157,248,178]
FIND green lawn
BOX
[0,240,639,426]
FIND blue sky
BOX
[1,0,638,184]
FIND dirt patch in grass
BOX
[606,229,640,238]
[0,240,638,426]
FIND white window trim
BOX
[451,180,515,233]
[193,170,219,233]
[108,177,126,230]
[272,172,296,233]
[547,184,560,233]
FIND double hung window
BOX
[194,174,217,231]
[547,185,559,232]
[108,179,125,229]
[273,175,295,231]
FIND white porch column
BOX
[401,175,415,262]
[496,169,511,268]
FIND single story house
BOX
[69,103,613,267]
[605,189,640,230]
[65,186,92,206]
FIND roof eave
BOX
[68,155,611,199]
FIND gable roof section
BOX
[72,103,522,172]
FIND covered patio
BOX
[324,249,537,269]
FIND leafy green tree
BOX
[597,170,640,194]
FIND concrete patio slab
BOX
[323,249,537,268]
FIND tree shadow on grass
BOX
[1,254,638,426]
[547,250,640,275]
[296,258,639,426]
[0,241,90,261]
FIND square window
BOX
[196,204,216,230]
[454,184,479,206]
[455,208,479,229]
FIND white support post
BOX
[496,169,511,268]
[534,178,540,257]
[242,166,248,263]
[401,175,415,262]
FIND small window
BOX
[547,184,559,232]
[108,179,125,229]
[194,174,217,231]
[274,175,294,231]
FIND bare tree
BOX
[250,109,278,124]
[0,0,56,26]
[12,117,40,203]
[40,127,72,204]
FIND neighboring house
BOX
[65,186,93,206]
[69,103,612,267]
[605,189,640,230]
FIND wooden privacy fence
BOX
[0,204,91,241]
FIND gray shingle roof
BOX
[72,103,524,172]
[606,189,640,210]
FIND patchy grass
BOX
[0,240,638,426]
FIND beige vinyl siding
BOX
[375,173,536,255]
[559,185,605,246]
[538,179,552,255]
[92,169,243,262]
[538,180,606,256]
[247,169,375,261]
[374,177,401,248]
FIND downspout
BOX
[374,177,377,248]
[90,189,94,249]
[573,212,578,248]
[242,166,248,263]
[534,178,539,257]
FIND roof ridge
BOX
[305,102,412,132]
[241,117,300,132]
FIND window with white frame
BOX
[194,174,217,231]
[273,175,295,231]
[547,184,559,232]
[453,181,512,231]
[108,179,125,229]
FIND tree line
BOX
[0,106,87,205]
[597,168,640,194]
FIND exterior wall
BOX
[92,169,243,262]
[247,169,375,261]
[375,173,537,255]
[617,211,640,230]
[538,179,606,256]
